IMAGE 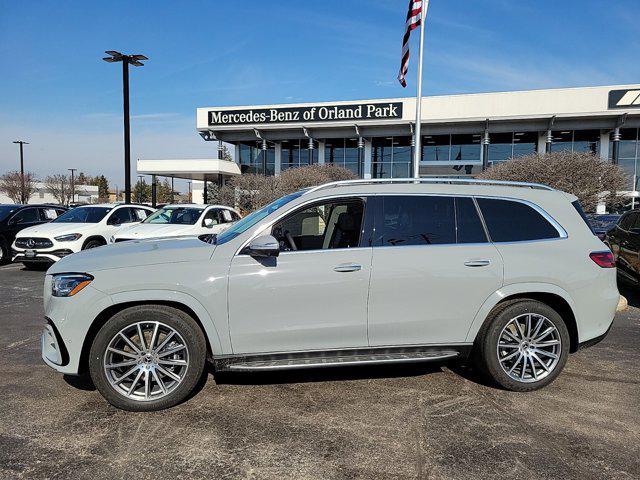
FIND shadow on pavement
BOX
[63,374,95,391]
[619,284,640,308]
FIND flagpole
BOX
[412,0,429,178]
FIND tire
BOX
[476,299,570,392]
[89,305,207,411]
[83,238,105,250]
[0,238,8,265]
[22,262,50,271]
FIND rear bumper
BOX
[578,318,614,351]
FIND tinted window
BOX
[272,199,364,251]
[109,208,133,224]
[145,207,204,225]
[54,207,111,223]
[455,198,487,243]
[477,198,560,242]
[12,208,39,224]
[0,205,19,222]
[377,196,456,246]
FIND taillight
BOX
[590,251,615,268]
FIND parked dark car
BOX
[0,204,67,264]
[604,210,640,285]
[586,213,621,241]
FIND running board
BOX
[217,349,462,372]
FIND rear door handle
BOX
[464,259,491,267]
[334,263,362,272]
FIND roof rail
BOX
[304,178,554,195]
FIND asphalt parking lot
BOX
[0,264,638,480]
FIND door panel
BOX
[227,248,372,353]
[367,243,503,345]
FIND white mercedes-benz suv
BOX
[13,203,154,269]
[109,204,240,244]
[41,179,619,411]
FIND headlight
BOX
[51,273,94,297]
[54,233,82,242]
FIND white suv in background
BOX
[13,203,154,269]
[40,179,619,411]
[109,204,240,244]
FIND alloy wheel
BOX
[496,313,562,383]
[103,321,189,401]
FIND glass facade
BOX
[550,130,599,154]
[611,128,640,190]
[371,136,412,178]
[280,140,317,172]
[422,134,481,164]
[325,138,362,176]
[239,142,275,175]
[487,132,538,164]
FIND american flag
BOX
[397,0,424,87]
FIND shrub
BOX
[207,164,357,214]
[478,152,628,212]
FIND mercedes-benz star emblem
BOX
[26,239,35,248]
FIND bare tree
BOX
[44,174,72,206]
[0,171,37,204]
[478,151,628,212]
[208,164,357,214]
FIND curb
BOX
[617,295,628,312]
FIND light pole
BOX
[68,168,77,204]
[103,51,148,204]
[13,140,29,204]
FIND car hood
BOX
[48,236,215,274]
[16,222,99,237]
[115,223,201,239]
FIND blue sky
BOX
[1,0,639,191]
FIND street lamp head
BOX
[103,51,147,66]
[13,140,29,145]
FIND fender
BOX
[464,282,578,343]
[109,289,228,355]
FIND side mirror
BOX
[203,218,214,228]
[246,234,279,258]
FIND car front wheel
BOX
[476,299,570,391]
[89,305,207,411]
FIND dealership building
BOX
[138,84,640,203]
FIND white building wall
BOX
[0,182,99,205]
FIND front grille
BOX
[51,249,74,258]
[15,237,54,249]
[114,238,132,243]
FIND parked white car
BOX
[109,204,240,244]
[41,179,619,411]
[12,203,155,269]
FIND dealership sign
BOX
[208,102,403,126]
[608,89,640,109]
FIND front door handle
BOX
[464,259,491,267]
[334,263,362,273]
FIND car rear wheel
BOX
[476,299,570,391]
[89,305,207,411]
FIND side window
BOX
[230,210,241,221]
[202,209,221,226]
[272,199,364,252]
[108,207,132,225]
[476,198,560,242]
[55,208,66,218]
[133,208,150,221]
[12,208,39,224]
[455,198,487,243]
[221,209,234,223]
[619,213,635,230]
[376,196,456,246]
[39,208,58,221]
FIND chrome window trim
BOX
[235,192,567,256]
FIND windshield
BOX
[53,207,112,223]
[144,207,204,225]
[0,205,19,222]
[214,191,306,245]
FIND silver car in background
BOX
[41,178,619,411]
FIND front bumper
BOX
[41,322,69,367]
[12,240,81,263]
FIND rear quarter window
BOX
[477,198,560,242]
